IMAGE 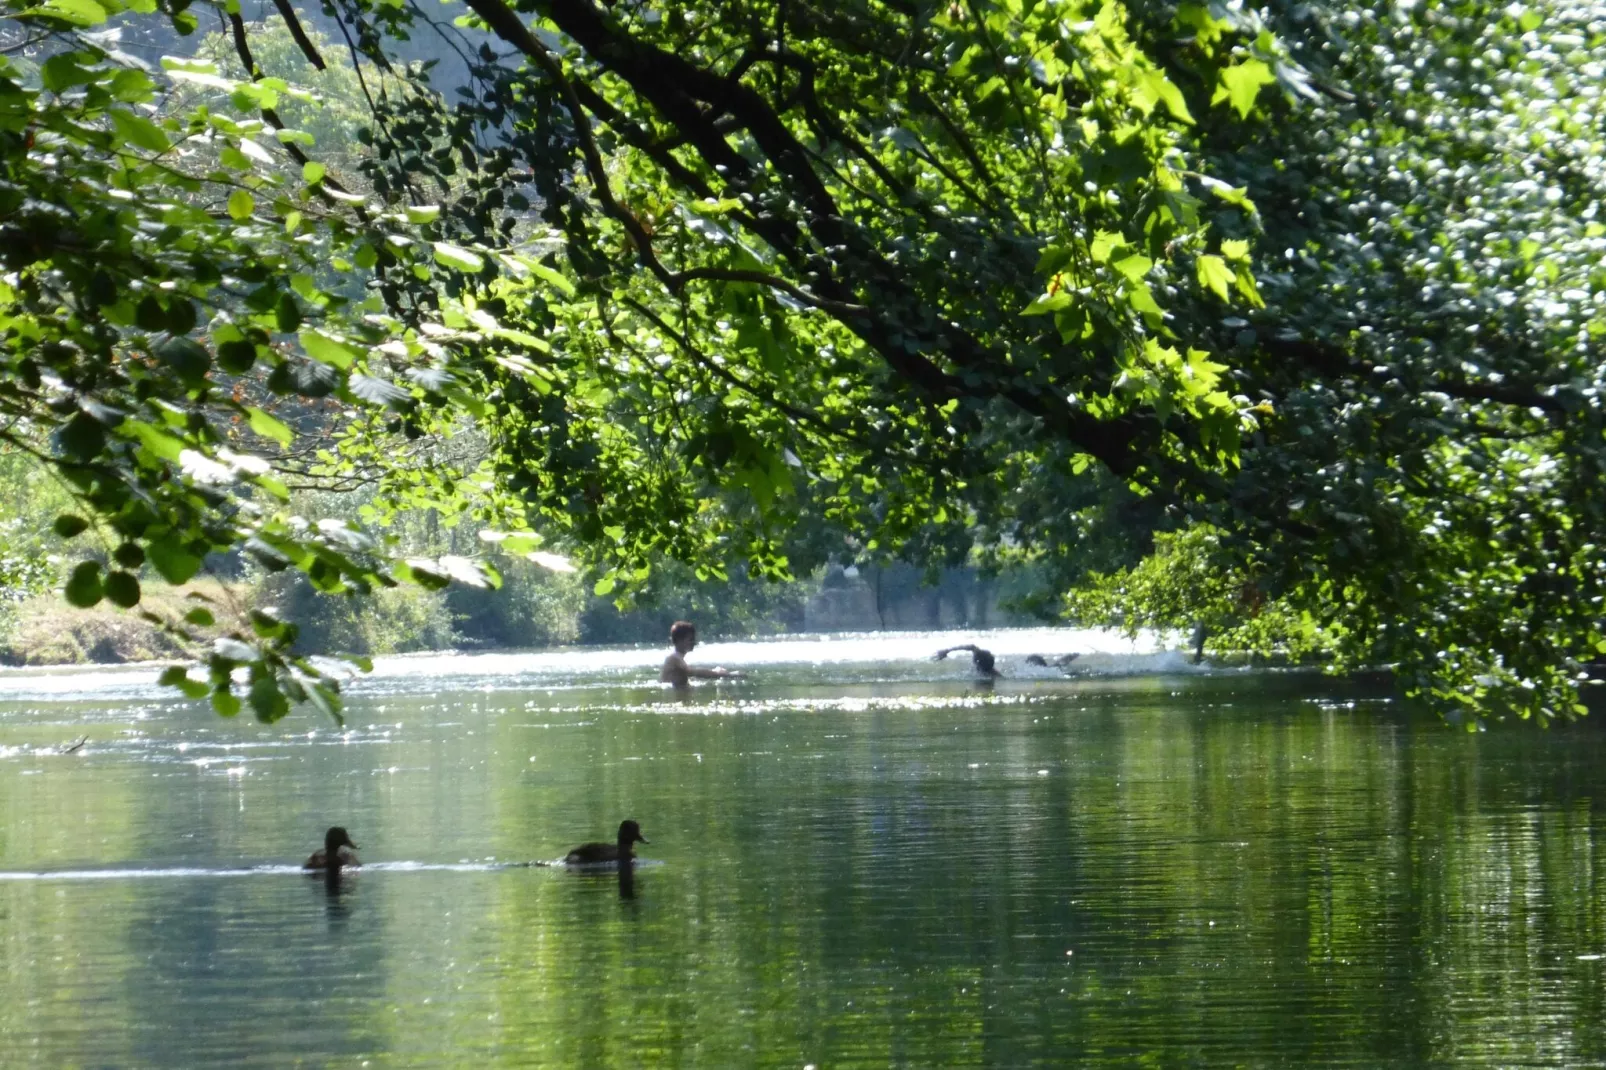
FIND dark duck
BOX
[565,820,648,866]
[303,826,360,872]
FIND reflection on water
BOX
[1,630,1604,1066]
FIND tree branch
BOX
[469,0,1155,474]
[269,0,327,70]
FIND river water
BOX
[1,628,1603,1066]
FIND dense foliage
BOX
[1,0,1600,723]
[1069,0,1606,722]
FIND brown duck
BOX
[303,826,360,871]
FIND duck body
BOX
[303,826,360,871]
[303,846,360,869]
[565,820,648,866]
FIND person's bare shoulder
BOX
[660,652,689,684]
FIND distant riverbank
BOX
[0,562,1045,668]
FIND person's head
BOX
[669,620,697,654]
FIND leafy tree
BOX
[0,0,520,721]
[1074,0,1606,723]
[2,0,1600,725]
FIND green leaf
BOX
[57,412,106,460]
[405,204,442,224]
[154,337,211,386]
[433,242,485,273]
[20,0,109,27]
[305,681,343,726]
[64,561,103,607]
[1091,231,1129,263]
[1196,254,1234,302]
[109,109,171,153]
[1233,265,1265,309]
[1127,284,1165,320]
[593,575,617,596]
[148,540,203,584]
[1113,254,1153,283]
[1212,59,1276,119]
[302,161,326,185]
[108,69,155,103]
[211,688,242,717]
[1036,244,1073,274]
[159,666,211,699]
[227,189,255,221]
[298,329,360,370]
[185,606,215,627]
[248,609,287,639]
[53,514,90,538]
[123,420,185,461]
[249,675,290,723]
[217,339,257,374]
[104,570,141,608]
[349,374,410,407]
[246,406,294,446]
[165,299,198,336]
[275,294,303,333]
[40,53,99,91]
[527,260,576,297]
[1137,69,1194,124]
[135,296,167,332]
[1022,292,1073,315]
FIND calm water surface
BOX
[1,629,1603,1067]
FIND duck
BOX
[565,820,648,866]
[303,826,360,871]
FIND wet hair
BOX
[669,620,696,645]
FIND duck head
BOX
[617,820,648,848]
[326,826,358,854]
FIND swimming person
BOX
[933,644,1000,677]
[660,620,742,687]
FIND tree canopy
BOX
[1,0,1600,724]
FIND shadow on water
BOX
[323,866,351,906]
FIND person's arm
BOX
[685,665,742,679]
[933,644,979,661]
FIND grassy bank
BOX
[0,583,213,666]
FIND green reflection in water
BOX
[1,673,1603,1066]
